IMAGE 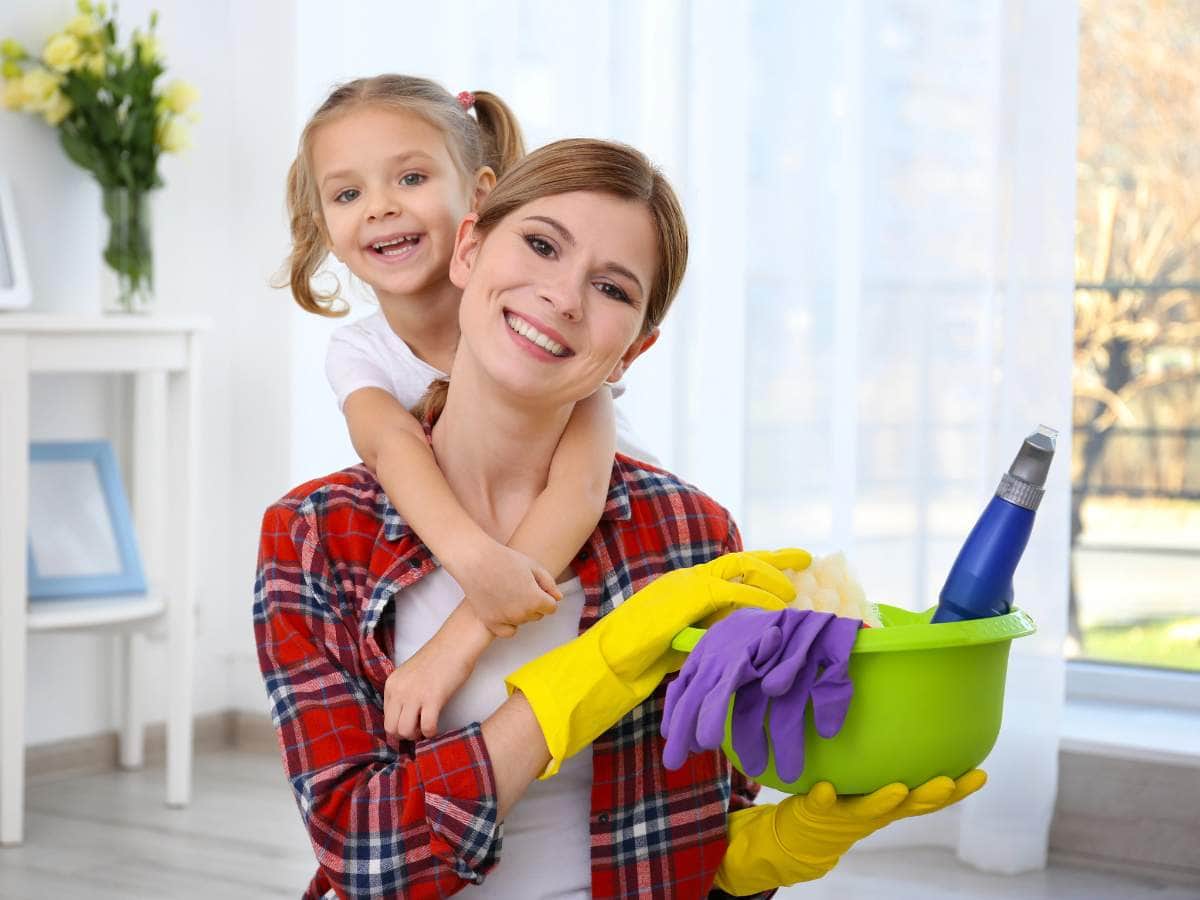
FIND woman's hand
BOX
[714,770,988,893]
[448,537,562,638]
[505,549,806,776]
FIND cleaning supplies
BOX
[931,426,1057,623]
[783,553,881,627]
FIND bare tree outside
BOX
[1073,0,1200,669]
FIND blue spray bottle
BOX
[931,425,1057,623]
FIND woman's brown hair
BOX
[280,74,526,317]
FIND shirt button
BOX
[598,812,609,824]
[408,558,422,569]
[577,548,589,561]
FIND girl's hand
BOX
[451,539,562,638]
[384,619,483,741]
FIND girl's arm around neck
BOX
[343,387,559,636]
[344,387,504,579]
[508,387,616,579]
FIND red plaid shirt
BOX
[255,455,771,899]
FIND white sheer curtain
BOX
[293,0,1077,876]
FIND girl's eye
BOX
[400,173,425,186]
[334,188,360,203]
[525,235,556,257]
[595,281,631,303]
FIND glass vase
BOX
[101,186,154,314]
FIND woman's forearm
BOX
[481,690,552,820]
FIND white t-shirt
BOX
[326,310,660,465]
[392,568,592,899]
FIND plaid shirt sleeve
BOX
[254,497,502,898]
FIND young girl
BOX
[281,74,655,741]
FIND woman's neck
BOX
[430,362,573,544]
[376,278,461,374]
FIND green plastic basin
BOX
[670,604,1036,795]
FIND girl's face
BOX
[310,106,492,301]
[450,190,661,407]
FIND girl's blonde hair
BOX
[413,138,689,422]
[282,74,526,317]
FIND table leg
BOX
[0,336,30,844]
[165,339,198,807]
[122,370,168,770]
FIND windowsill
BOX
[1061,697,1200,767]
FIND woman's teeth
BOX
[506,313,569,357]
[372,235,420,255]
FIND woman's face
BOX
[450,191,661,406]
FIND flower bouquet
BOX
[2,2,197,312]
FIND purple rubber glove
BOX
[751,614,861,782]
[725,609,840,777]
[660,608,790,770]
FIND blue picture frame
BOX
[27,440,147,600]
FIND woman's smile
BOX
[503,310,574,358]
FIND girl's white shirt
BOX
[326,310,660,465]
[392,568,592,899]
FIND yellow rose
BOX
[135,32,160,63]
[43,33,82,73]
[1,77,27,111]
[43,90,72,125]
[65,14,99,39]
[83,52,106,78]
[21,67,60,109]
[2,60,21,80]
[160,79,198,114]
[2,38,28,61]
[157,117,189,153]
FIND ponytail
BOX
[471,90,526,179]
[412,378,450,424]
[279,157,347,317]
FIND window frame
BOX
[1066,659,1200,712]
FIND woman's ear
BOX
[471,166,497,212]
[606,327,660,384]
[450,213,482,289]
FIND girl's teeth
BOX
[505,313,568,357]
[373,236,419,254]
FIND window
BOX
[1071,0,1200,674]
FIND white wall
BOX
[1,1,296,743]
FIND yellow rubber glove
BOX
[714,769,987,894]
[505,549,810,777]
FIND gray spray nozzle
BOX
[997,425,1057,510]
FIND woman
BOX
[255,139,979,900]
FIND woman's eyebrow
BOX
[524,215,646,296]
[525,215,576,245]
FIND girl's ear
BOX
[450,213,482,289]
[471,166,497,212]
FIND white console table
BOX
[0,314,206,844]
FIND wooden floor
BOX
[2,748,1195,899]
[2,749,314,899]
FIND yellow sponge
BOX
[783,552,881,627]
